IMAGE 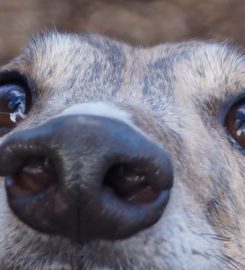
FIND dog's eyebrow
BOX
[194,89,245,123]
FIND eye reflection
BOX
[225,99,245,148]
[0,84,27,136]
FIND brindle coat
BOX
[0,32,244,269]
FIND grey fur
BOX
[0,32,244,269]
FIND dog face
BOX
[0,32,244,270]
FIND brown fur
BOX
[0,32,244,269]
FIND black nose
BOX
[0,115,173,241]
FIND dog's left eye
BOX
[0,84,27,136]
[225,99,245,147]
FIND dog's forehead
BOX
[6,32,245,106]
[18,32,133,102]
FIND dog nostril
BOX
[0,115,174,241]
[7,157,58,195]
[104,164,161,204]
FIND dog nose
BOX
[0,115,173,241]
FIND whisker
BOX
[200,232,231,242]
[215,254,244,270]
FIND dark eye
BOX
[0,84,28,136]
[225,98,245,148]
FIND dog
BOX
[0,32,244,270]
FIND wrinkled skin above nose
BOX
[0,115,173,242]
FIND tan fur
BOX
[0,32,244,269]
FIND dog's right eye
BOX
[0,84,28,136]
[225,98,245,148]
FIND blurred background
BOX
[0,0,244,64]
